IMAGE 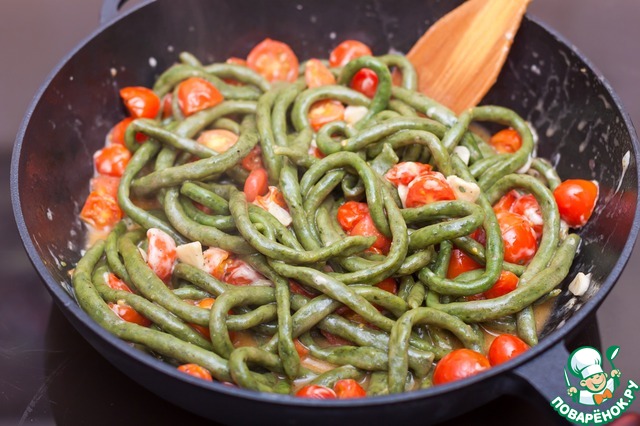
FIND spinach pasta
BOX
[74,38,597,398]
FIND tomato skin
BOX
[223,258,264,286]
[385,162,432,186]
[350,68,378,98]
[334,379,366,398]
[177,77,224,116]
[375,277,398,294]
[308,100,345,132]
[488,334,530,366]
[106,273,132,293]
[511,194,543,238]
[496,211,537,265]
[483,270,519,299]
[329,40,372,67]
[177,363,213,381]
[247,38,299,83]
[94,144,131,177]
[146,228,177,281]
[489,128,522,154]
[294,338,310,358]
[244,168,269,202]
[296,385,337,399]
[493,189,520,214]
[80,191,122,229]
[305,58,336,88]
[289,280,316,298]
[109,118,148,145]
[108,302,151,327]
[350,213,391,255]
[405,171,456,208]
[447,249,482,279]
[553,179,598,228]
[119,86,160,118]
[197,129,238,153]
[336,201,369,233]
[90,175,120,199]
[320,329,354,346]
[241,146,264,171]
[433,349,491,385]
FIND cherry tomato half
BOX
[177,363,213,381]
[329,40,372,67]
[488,334,530,366]
[433,349,491,385]
[106,273,132,293]
[241,146,264,171]
[493,189,519,214]
[247,38,299,83]
[177,77,224,116]
[308,99,345,132]
[80,191,122,229]
[483,270,519,299]
[350,68,378,98]
[197,129,238,153]
[405,171,456,208]
[553,179,598,228]
[119,86,160,118]
[146,228,177,281]
[334,379,367,398]
[385,162,432,187]
[489,128,522,154]
[350,213,391,255]
[108,302,151,327]
[90,175,120,199]
[336,201,370,233]
[244,167,269,202]
[296,385,337,399]
[94,144,131,177]
[447,249,482,279]
[305,58,336,88]
[375,277,398,294]
[109,118,148,145]
[511,194,543,239]
[496,211,537,265]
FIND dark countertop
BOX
[1,1,639,425]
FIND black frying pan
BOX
[10,0,640,424]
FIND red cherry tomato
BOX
[106,272,132,293]
[308,100,345,132]
[177,363,213,381]
[483,270,519,299]
[385,162,432,186]
[488,334,530,366]
[94,144,131,177]
[336,201,370,233]
[334,379,367,398]
[247,38,299,83]
[433,348,491,385]
[553,179,598,228]
[289,280,316,298]
[320,329,354,346]
[294,338,310,358]
[329,40,372,67]
[493,189,520,214]
[90,175,120,199]
[405,171,456,208]
[222,258,263,286]
[375,277,398,294]
[305,58,336,88]
[119,86,160,118]
[146,228,177,281]
[241,146,264,171]
[109,117,148,145]
[177,77,224,116]
[511,194,543,238]
[296,385,337,399]
[108,302,151,327]
[244,168,269,202]
[447,249,482,279]
[350,213,391,255]
[197,129,238,153]
[80,191,122,229]
[489,128,522,154]
[350,68,378,98]
[496,211,537,265]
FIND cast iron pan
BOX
[10,0,640,424]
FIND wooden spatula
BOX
[407,0,531,114]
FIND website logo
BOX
[550,345,638,424]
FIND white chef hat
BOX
[569,346,604,380]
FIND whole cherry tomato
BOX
[553,179,598,228]
[433,348,491,385]
[247,38,299,83]
[119,86,160,118]
[334,379,367,398]
[177,363,213,381]
[329,40,372,67]
[308,99,345,132]
[350,68,378,98]
[177,77,224,116]
[296,384,337,399]
[488,334,530,366]
[108,302,151,327]
[496,211,537,265]
[405,171,456,208]
[350,213,391,255]
[244,168,269,202]
[447,249,482,279]
[336,201,370,233]
[489,128,522,154]
[94,144,131,177]
[483,270,519,299]
[305,59,336,88]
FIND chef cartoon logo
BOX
[565,346,621,406]
[550,345,639,424]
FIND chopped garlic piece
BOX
[453,146,470,165]
[516,154,533,174]
[568,272,591,296]
[266,202,292,227]
[176,241,204,270]
[344,106,368,126]
[446,175,480,203]
[138,247,148,263]
[559,220,570,240]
